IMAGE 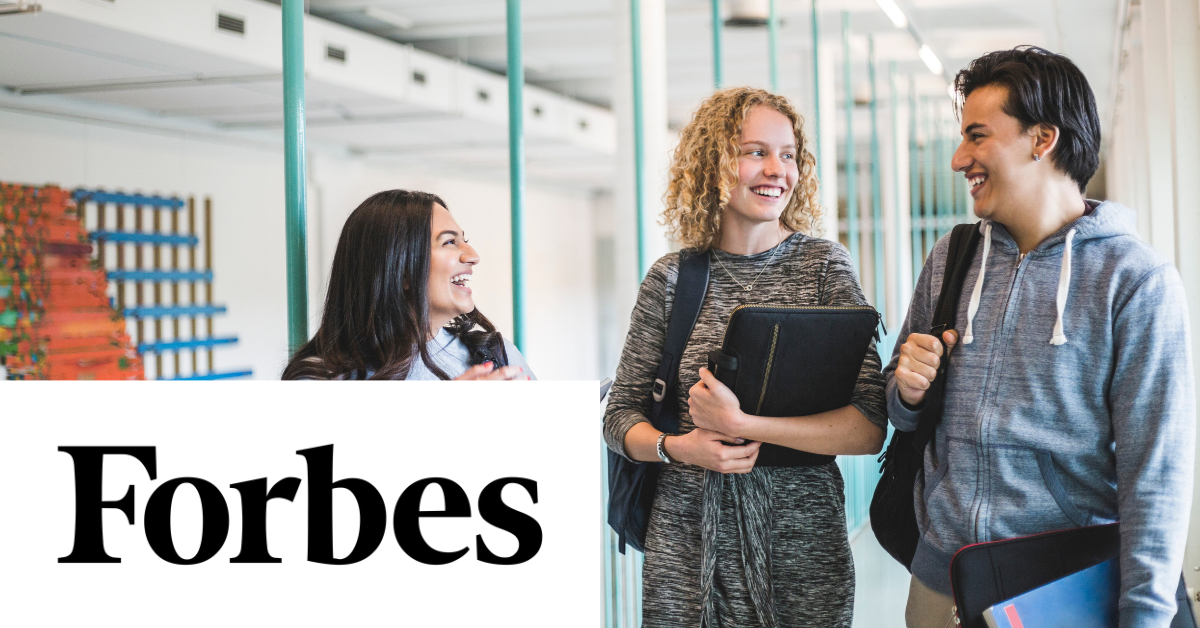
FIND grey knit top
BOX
[604,233,887,627]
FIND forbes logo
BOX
[58,445,542,566]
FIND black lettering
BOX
[229,477,301,563]
[143,478,230,565]
[58,446,156,563]
[298,445,385,565]
[393,478,471,565]
[476,477,541,565]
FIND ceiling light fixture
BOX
[363,6,413,30]
[918,44,943,76]
[873,0,907,29]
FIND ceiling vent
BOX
[724,0,768,28]
[326,45,346,63]
[216,13,245,36]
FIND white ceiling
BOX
[301,0,1120,128]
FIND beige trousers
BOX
[904,575,957,628]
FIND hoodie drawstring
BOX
[962,222,992,345]
[1050,228,1076,345]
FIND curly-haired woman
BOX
[603,87,886,627]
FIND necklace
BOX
[713,227,788,292]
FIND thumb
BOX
[943,329,959,348]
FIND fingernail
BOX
[483,361,493,368]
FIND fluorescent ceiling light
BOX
[364,6,414,30]
[919,44,943,75]
[874,0,908,29]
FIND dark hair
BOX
[282,189,507,380]
[954,46,1100,192]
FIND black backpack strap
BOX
[913,223,983,449]
[648,250,710,434]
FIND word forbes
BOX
[58,445,542,566]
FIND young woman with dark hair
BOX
[282,189,532,381]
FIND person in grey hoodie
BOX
[885,47,1195,628]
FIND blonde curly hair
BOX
[663,87,823,250]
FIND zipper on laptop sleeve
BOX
[755,323,781,415]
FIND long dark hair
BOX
[282,189,507,380]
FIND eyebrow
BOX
[963,123,986,134]
[436,229,460,239]
[740,140,798,149]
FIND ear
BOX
[1031,123,1060,162]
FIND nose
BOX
[461,241,480,265]
[951,139,972,173]
[764,152,786,178]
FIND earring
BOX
[1033,153,1042,162]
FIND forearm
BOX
[622,421,665,463]
[736,405,885,455]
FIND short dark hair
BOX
[954,46,1101,192]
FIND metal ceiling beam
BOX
[8,73,281,96]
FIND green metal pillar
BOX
[909,78,921,276]
[921,97,935,256]
[768,0,779,92]
[869,37,884,311]
[282,0,308,354]
[631,0,649,278]
[842,12,857,268]
[712,0,723,89]
[936,110,950,239]
[507,0,527,349]
[810,0,821,164]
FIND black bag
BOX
[605,250,710,554]
[950,523,1198,628]
[870,223,982,569]
[707,305,882,467]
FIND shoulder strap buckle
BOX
[652,378,666,403]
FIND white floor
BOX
[851,524,912,628]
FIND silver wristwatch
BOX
[656,432,674,464]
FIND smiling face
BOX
[952,84,1045,223]
[724,105,800,231]
[426,203,479,333]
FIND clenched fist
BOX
[895,329,958,406]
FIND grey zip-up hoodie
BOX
[884,201,1195,628]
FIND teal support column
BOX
[712,0,723,89]
[506,0,527,349]
[282,0,308,354]
[631,0,649,278]
[842,12,857,268]
[810,0,821,164]
[936,111,950,239]
[768,0,779,92]
[908,77,922,279]
[868,37,884,311]
[921,97,935,256]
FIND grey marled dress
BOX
[603,233,887,628]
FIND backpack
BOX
[606,250,710,553]
[870,222,981,569]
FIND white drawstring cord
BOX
[1050,228,1077,345]
[962,222,992,345]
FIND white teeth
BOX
[451,274,471,286]
[968,176,986,189]
[753,187,782,198]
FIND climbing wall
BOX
[0,183,143,380]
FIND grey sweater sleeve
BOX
[819,242,888,430]
[603,255,675,460]
[1110,265,1196,627]
[883,234,946,432]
